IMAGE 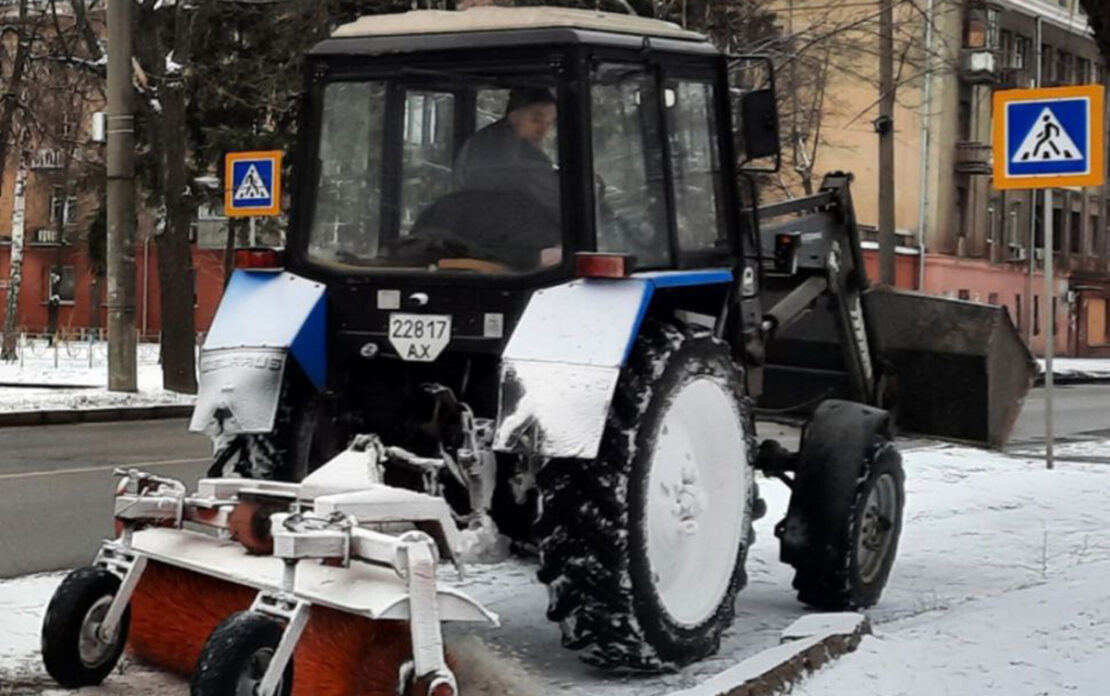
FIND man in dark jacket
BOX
[453,87,560,222]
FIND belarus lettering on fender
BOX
[201,354,284,374]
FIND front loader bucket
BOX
[864,287,1036,449]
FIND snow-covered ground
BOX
[0,339,195,412]
[1038,357,1110,381]
[2,442,1108,695]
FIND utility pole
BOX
[107,0,137,392]
[878,0,896,285]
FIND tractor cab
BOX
[290,7,766,286]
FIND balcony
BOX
[960,48,1000,84]
[30,149,65,170]
[31,228,62,245]
[955,141,993,176]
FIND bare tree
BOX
[1078,0,1110,62]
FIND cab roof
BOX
[312,5,717,58]
[332,6,703,41]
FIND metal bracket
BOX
[253,598,311,696]
[93,542,148,639]
[398,531,455,688]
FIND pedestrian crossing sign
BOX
[993,85,1104,190]
[224,150,283,216]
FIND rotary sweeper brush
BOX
[41,4,1037,692]
[41,437,497,696]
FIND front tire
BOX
[191,611,292,696]
[41,567,131,687]
[536,321,755,671]
[776,400,905,610]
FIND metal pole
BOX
[1044,188,1054,470]
[878,0,896,285]
[106,0,137,392]
[1028,18,1043,348]
[915,0,936,292]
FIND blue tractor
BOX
[189,6,1033,672]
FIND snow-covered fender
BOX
[189,270,326,435]
[493,270,732,459]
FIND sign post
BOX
[993,85,1105,470]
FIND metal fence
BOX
[0,331,204,370]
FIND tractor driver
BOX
[450,87,562,267]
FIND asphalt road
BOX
[0,418,210,578]
[1,383,1107,579]
[1009,383,1110,446]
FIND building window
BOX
[988,292,999,305]
[965,3,999,50]
[1034,295,1040,335]
[1041,44,1054,82]
[1056,51,1074,84]
[1091,214,1100,255]
[1070,210,1082,256]
[50,187,77,226]
[44,266,75,304]
[1051,194,1063,252]
[1077,57,1092,84]
[1097,64,1107,86]
[958,289,971,301]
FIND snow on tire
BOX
[190,610,292,696]
[536,320,755,671]
[41,567,130,688]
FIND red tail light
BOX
[234,248,283,269]
[574,252,635,279]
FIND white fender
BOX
[493,270,732,459]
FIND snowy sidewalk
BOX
[0,340,195,417]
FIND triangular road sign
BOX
[1012,107,1082,163]
[233,164,270,200]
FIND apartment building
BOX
[782,0,1108,356]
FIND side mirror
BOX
[729,56,781,173]
[740,89,780,162]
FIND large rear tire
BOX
[41,567,130,688]
[536,321,755,671]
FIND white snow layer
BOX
[2,444,1110,695]
[0,340,195,413]
[1037,357,1110,379]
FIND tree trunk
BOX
[158,77,198,394]
[0,0,32,206]
[89,273,102,330]
[2,161,30,360]
[142,3,197,394]
[1078,1,1110,62]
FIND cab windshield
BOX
[307,65,563,274]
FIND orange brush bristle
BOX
[127,560,422,696]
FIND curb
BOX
[668,613,869,696]
[0,404,194,428]
[1034,374,1110,386]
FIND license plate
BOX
[388,313,452,362]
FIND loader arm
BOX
[752,173,1035,448]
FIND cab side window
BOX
[665,79,725,253]
[590,62,669,268]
